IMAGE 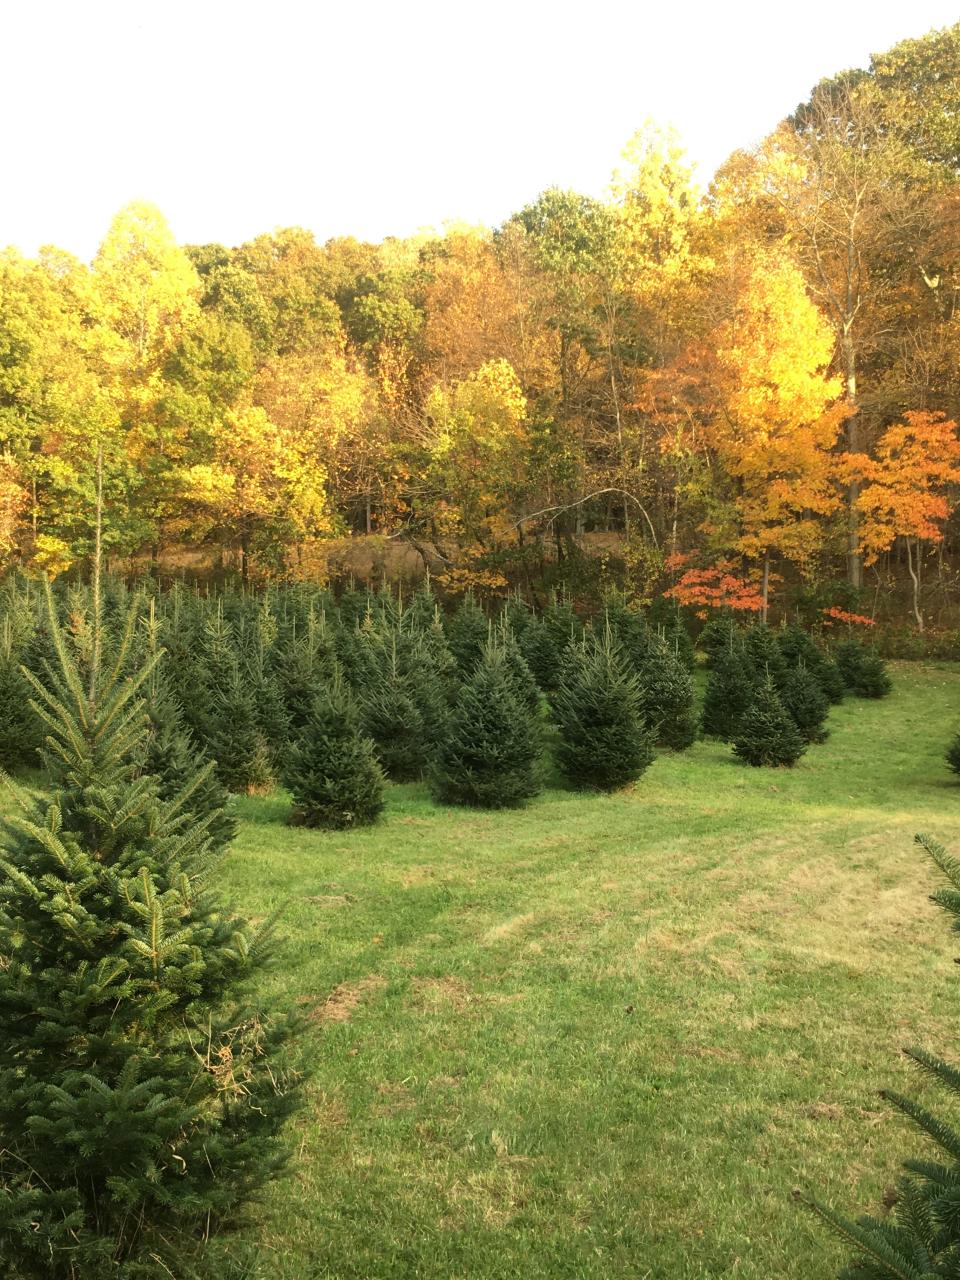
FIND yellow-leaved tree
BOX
[418,359,529,589]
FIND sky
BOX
[3,0,958,261]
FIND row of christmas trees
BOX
[0,575,893,827]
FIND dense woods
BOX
[3,25,960,633]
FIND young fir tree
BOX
[657,606,696,672]
[274,610,337,734]
[551,632,654,791]
[777,623,822,670]
[636,639,699,751]
[780,663,830,744]
[778,623,843,703]
[947,731,960,777]
[400,576,439,636]
[359,637,429,782]
[520,616,563,692]
[431,643,541,809]
[607,601,654,674]
[817,654,848,704]
[0,588,299,1278]
[336,583,370,631]
[0,623,43,771]
[504,594,533,642]
[282,671,385,830]
[742,623,788,688]
[204,661,276,794]
[698,614,741,667]
[445,594,489,675]
[835,637,892,698]
[807,833,960,1278]
[499,621,542,717]
[732,678,807,767]
[141,667,238,853]
[701,644,756,741]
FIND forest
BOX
[3,24,960,636]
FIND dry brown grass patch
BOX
[304,975,386,1024]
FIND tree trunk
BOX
[905,536,923,632]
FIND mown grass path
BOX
[225,662,960,1279]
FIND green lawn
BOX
[220,662,960,1279]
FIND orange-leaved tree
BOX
[851,410,960,630]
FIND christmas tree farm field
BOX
[120,663,960,1276]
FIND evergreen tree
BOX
[520,616,563,691]
[778,623,822,670]
[276,612,337,734]
[499,621,542,717]
[742,623,788,688]
[204,661,275,794]
[778,623,845,703]
[807,833,960,1278]
[636,639,698,751]
[835,638,892,698]
[503,594,533,641]
[817,654,848,705]
[698,614,741,666]
[855,651,893,699]
[543,594,581,650]
[0,620,42,771]
[0,588,299,1278]
[445,594,489,674]
[605,596,653,673]
[780,663,830,743]
[141,668,238,853]
[701,645,755,741]
[431,643,540,808]
[732,678,806,767]
[283,673,385,830]
[400,576,439,636]
[551,633,654,791]
[947,730,960,777]
[360,638,429,782]
[336,583,370,630]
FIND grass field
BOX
[218,662,960,1279]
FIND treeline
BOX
[2,24,960,628]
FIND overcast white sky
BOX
[3,0,958,261]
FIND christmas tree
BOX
[359,636,429,781]
[636,639,698,751]
[520,616,564,691]
[0,636,42,772]
[283,672,385,829]
[698,614,741,667]
[445,593,489,674]
[807,834,960,1278]
[551,632,654,791]
[732,678,806,767]
[742,623,788,688]
[817,654,848,704]
[701,644,755,741]
[780,663,830,743]
[276,611,337,733]
[141,667,238,853]
[499,620,543,717]
[835,638,892,698]
[431,643,541,808]
[204,660,276,794]
[0,585,299,1277]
